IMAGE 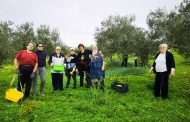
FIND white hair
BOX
[92,45,98,55]
[92,45,98,50]
[56,46,61,49]
[159,43,168,49]
[70,47,75,51]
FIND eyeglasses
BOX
[56,49,61,50]
[38,46,43,47]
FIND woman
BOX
[76,43,92,88]
[90,45,105,90]
[48,46,66,91]
[149,43,175,99]
[65,48,77,89]
[33,43,46,96]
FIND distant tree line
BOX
[1,0,189,65]
[0,22,68,64]
[95,0,190,65]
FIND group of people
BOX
[14,42,175,100]
[14,42,105,98]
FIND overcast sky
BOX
[0,0,182,47]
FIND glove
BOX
[30,72,35,79]
[16,68,20,74]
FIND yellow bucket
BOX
[5,88,24,103]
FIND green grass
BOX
[0,52,190,122]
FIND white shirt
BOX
[155,53,167,72]
[51,56,65,73]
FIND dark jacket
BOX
[152,51,175,74]
[76,50,92,71]
[65,54,77,70]
[35,50,46,67]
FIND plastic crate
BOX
[53,65,65,71]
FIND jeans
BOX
[32,67,46,95]
[66,70,77,89]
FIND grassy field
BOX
[0,52,190,122]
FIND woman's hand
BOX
[101,66,105,71]
[170,71,175,77]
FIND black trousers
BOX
[51,73,63,90]
[18,65,33,97]
[79,69,91,87]
[154,72,169,99]
[122,59,128,67]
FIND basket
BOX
[53,65,65,71]
[5,88,24,103]
[111,81,128,93]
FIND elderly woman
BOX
[90,45,105,90]
[149,43,175,99]
[48,46,66,91]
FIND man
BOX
[14,42,38,98]
[122,54,128,67]
[32,43,46,96]
[48,46,66,91]
[77,43,92,88]
[149,43,175,99]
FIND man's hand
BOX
[16,68,20,74]
[30,72,35,79]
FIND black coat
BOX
[152,51,175,74]
[76,50,92,71]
